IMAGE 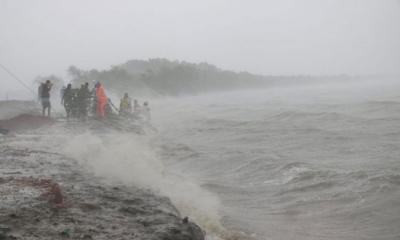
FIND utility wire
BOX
[0,63,36,95]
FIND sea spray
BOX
[62,131,227,237]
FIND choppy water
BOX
[152,80,400,240]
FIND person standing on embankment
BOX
[95,82,107,118]
[61,84,73,119]
[40,80,53,117]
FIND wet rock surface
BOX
[0,128,204,240]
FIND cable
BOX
[0,63,36,95]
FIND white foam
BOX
[62,131,225,234]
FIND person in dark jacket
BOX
[61,84,73,118]
[40,80,53,117]
[77,82,90,119]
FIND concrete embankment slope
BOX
[0,101,204,240]
[0,127,204,240]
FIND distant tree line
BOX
[65,58,277,96]
[34,58,365,97]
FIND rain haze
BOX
[1,0,400,97]
[1,1,400,240]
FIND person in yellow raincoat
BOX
[119,93,132,116]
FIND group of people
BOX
[119,93,151,122]
[61,82,91,119]
[38,80,151,122]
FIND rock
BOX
[60,229,71,238]
[119,206,149,216]
[8,214,18,218]
[0,226,11,234]
[156,221,205,240]
[82,234,93,239]
[50,183,64,205]
[123,198,144,205]
[79,203,101,211]
[182,221,205,240]
[0,128,9,135]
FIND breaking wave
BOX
[61,131,237,239]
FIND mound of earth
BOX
[0,100,39,119]
[0,114,54,132]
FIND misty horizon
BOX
[1,0,400,96]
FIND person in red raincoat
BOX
[95,82,107,118]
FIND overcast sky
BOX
[1,0,399,96]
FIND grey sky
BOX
[1,0,399,95]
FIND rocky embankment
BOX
[0,104,204,240]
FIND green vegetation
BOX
[66,58,273,96]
